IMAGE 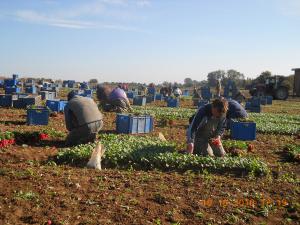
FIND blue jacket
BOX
[226,99,248,119]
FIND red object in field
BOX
[247,144,255,152]
[186,143,194,154]
[39,133,49,140]
[211,138,221,146]
[47,220,52,225]
[0,139,15,148]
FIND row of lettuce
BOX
[55,134,270,176]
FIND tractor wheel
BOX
[275,87,288,100]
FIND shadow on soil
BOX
[0,120,26,125]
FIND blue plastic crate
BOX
[40,91,56,100]
[0,94,14,107]
[201,87,212,100]
[245,101,252,110]
[46,99,65,112]
[155,94,163,101]
[13,100,27,109]
[260,97,267,105]
[183,90,189,96]
[198,100,209,108]
[25,86,37,94]
[4,79,17,87]
[68,80,76,88]
[230,121,256,141]
[13,96,40,109]
[148,87,156,95]
[116,114,153,134]
[167,98,179,107]
[84,89,93,95]
[146,95,155,103]
[266,96,273,105]
[164,96,171,102]
[27,107,49,125]
[249,106,261,113]
[133,96,146,106]
[5,86,21,94]
[251,97,261,107]
[126,92,135,99]
[80,82,89,89]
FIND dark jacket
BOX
[64,96,103,131]
[226,99,248,119]
[187,104,226,143]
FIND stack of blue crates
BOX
[116,114,153,134]
[4,74,20,94]
[4,79,17,87]
[230,121,256,141]
[167,98,179,107]
[260,97,267,105]
[83,89,92,98]
[245,101,252,110]
[25,86,37,94]
[27,106,49,125]
[126,91,136,99]
[148,87,156,95]
[40,91,56,100]
[146,95,155,103]
[249,97,261,113]
[5,86,21,94]
[46,99,67,112]
[13,95,41,109]
[0,94,14,107]
[266,96,273,105]
[68,80,75,88]
[183,90,189,96]
[80,82,89,89]
[133,96,146,106]
[155,94,163,101]
[201,86,212,100]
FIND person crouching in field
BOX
[97,85,132,113]
[186,99,228,157]
[64,91,103,146]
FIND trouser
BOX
[66,120,103,146]
[103,99,131,113]
[194,138,226,157]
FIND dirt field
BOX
[0,97,299,225]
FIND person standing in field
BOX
[173,87,182,97]
[216,78,221,98]
[186,98,228,157]
[97,85,132,113]
[64,91,103,146]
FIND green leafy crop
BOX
[56,134,269,176]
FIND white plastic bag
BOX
[87,142,105,170]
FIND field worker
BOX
[64,91,103,146]
[186,98,228,157]
[97,85,132,113]
[173,87,182,97]
[216,78,221,98]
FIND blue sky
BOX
[0,0,300,83]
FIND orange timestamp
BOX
[199,197,289,208]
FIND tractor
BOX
[249,75,289,100]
